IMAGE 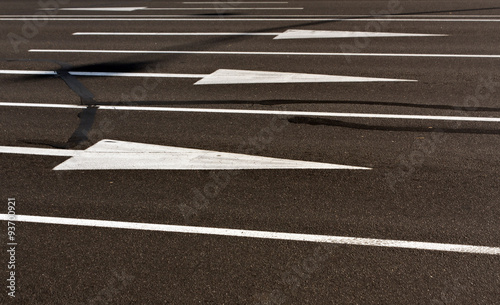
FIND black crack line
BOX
[2,59,99,148]
[56,70,95,105]
[65,106,98,148]
[55,69,98,148]
[288,116,500,135]
[55,69,99,148]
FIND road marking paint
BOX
[0,69,206,78]
[194,69,414,85]
[1,214,499,255]
[2,17,500,22]
[0,102,86,109]
[273,29,447,39]
[0,139,370,170]
[0,146,78,157]
[72,30,446,39]
[28,49,500,59]
[69,71,207,78]
[4,14,500,18]
[0,69,57,75]
[73,32,282,36]
[1,102,500,122]
[44,7,148,11]
[44,7,302,11]
[183,1,289,3]
[143,7,303,10]
[0,69,414,84]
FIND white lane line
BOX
[0,70,207,78]
[2,17,500,22]
[49,7,302,11]
[72,30,446,39]
[73,32,281,36]
[0,146,78,157]
[0,139,369,170]
[28,49,500,59]
[0,102,85,109]
[182,2,289,3]
[1,102,500,123]
[40,7,147,11]
[69,71,207,78]
[3,14,500,18]
[143,8,303,10]
[182,1,288,5]
[1,214,499,255]
[0,69,57,75]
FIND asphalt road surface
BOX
[1,0,500,304]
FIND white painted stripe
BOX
[0,69,57,75]
[0,146,77,157]
[184,1,289,3]
[73,32,280,36]
[51,7,302,11]
[54,7,147,11]
[29,49,500,59]
[0,69,207,78]
[69,71,207,78]
[4,14,500,18]
[142,7,303,10]
[3,14,499,18]
[1,214,499,255]
[0,102,85,109]
[2,17,500,22]
[1,102,500,122]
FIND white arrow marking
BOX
[72,30,446,39]
[0,139,370,171]
[273,29,447,39]
[0,69,414,85]
[1,214,500,255]
[194,69,415,85]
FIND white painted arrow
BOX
[0,139,370,171]
[194,69,415,85]
[72,29,447,39]
[0,69,416,85]
[273,29,447,39]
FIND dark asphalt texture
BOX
[1,0,500,304]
